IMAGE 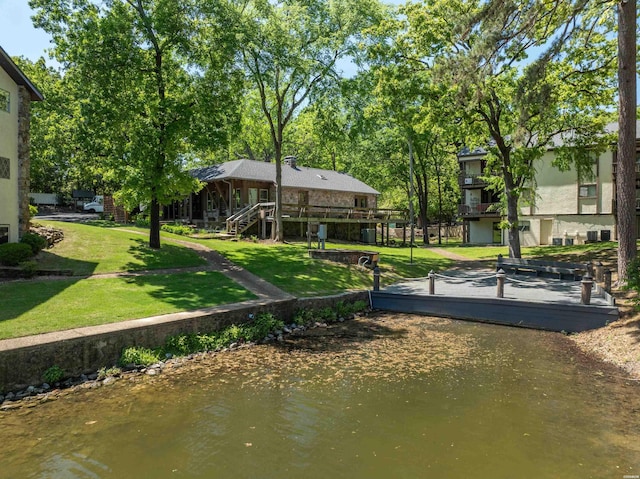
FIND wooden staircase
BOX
[226,202,275,236]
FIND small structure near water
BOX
[370,266,618,333]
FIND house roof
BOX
[458,122,640,159]
[0,46,44,101]
[191,159,380,195]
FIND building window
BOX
[579,184,597,198]
[355,196,368,208]
[234,189,242,209]
[259,189,269,202]
[0,226,8,244]
[0,157,9,179]
[518,221,530,232]
[0,89,9,113]
[298,191,309,205]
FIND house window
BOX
[518,221,530,232]
[355,196,368,208]
[579,184,597,198]
[0,157,9,179]
[206,191,217,211]
[259,189,269,202]
[234,189,242,209]
[0,89,9,113]
[248,188,258,205]
[0,226,8,244]
[298,191,309,205]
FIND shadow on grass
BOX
[124,239,206,272]
[0,256,97,324]
[124,271,256,311]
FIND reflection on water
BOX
[2,314,639,478]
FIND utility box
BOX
[361,228,376,244]
[318,224,327,240]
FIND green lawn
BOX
[183,238,453,296]
[0,271,255,339]
[433,241,618,262]
[35,221,206,275]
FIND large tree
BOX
[404,0,616,257]
[31,0,240,248]
[616,0,638,282]
[237,0,385,241]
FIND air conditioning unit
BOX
[564,238,574,246]
[600,230,611,241]
[464,177,473,185]
[586,231,598,242]
[552,238,563,246]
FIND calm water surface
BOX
[1,315,639,478]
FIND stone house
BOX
[458,122,640,246]
[0,46,43,244]
[167,157,405,241]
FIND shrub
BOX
[160,223,195,236]
[245,313,284,340]
[29,204,38,220]
[20,232,47,254]
[97,366,121,380]
[293,308,314,326]
[119,347,160,366]
[0,242,33,266]
[135,216,150,228]
[43,365,64,384]
[318,307,338,322]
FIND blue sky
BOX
[0,1,55,62]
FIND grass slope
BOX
[0,271,255,339]
[34,221,206,275]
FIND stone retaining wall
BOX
[0,291,368,393]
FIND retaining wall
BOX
[0,291,368,393]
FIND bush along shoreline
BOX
[0,301,368,409]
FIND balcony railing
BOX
[458,203,501,217]
[279,204,408,221]
[458,173,489,188]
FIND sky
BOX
[0,1,55,62]
[1,0,637,97]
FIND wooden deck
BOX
[370,271,618,333]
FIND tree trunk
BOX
[616,0,637,282]
[273,138,284,242]
[149,197,161,249]
[504,173,522,258]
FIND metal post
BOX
[373,266,380,292]
[428,270,435,295]
[496,268,505,298]
[581,274,593,305]
[594,261,603,283]
[603,269,612,293]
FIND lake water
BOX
[2,314,639,478]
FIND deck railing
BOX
[457,202,501,216]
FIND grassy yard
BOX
[172,237,453,296]
[1,220,620,340]
[433,241,618,262]
[35,220,206,275]
[0,271,255,340]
